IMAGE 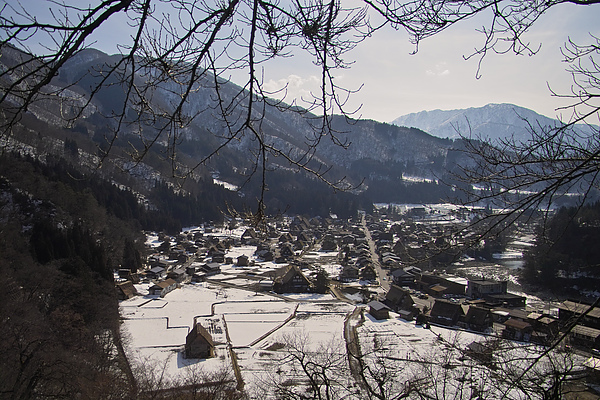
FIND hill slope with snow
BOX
[391,103,595,142]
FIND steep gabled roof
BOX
[430,299,464,318]
[116,281,137,298]
[386,285,410,305]
[275,264,310,285]
[187,323,214,346]
[465,306,490,325]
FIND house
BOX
[296,231,313,245]
[502,318,533,341]
[279,232,293,243]
[118,268,133,280]
[320,235,338,251]
[438,275,467,296]
[417,273,466,297]
[570,325,600,350]
[236,254,249,267]
[464,306,492,332]
[185,322,215,359]
[255,247,274,262]
[360,265,377,281]
[429,299,465,327]
[404,266,422,278]
[273,264,312,293]
[368,300,391,320]
[116,281,138,300]
[148,278,177,297]
[210,250,226,264]
[145,266,166,280]
[339,264,360,282]
[532,316,559,337]
[558,300,600,330]
[200,263,221,276]
[467,278,525,307]
[279,243,295,259]
[167,266,187,283]
[385,285,415,312]
[467,278,507,299]
[241,228,259,245]
[390,268,415,287]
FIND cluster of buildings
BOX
[116,210,600,362]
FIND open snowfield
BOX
[120,282,356,389]
[122,281,525,397]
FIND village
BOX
[116,204,600,398]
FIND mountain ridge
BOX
[391,103,596,141]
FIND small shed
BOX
[148,278,177,297]
[368,301,391,320]
[237,254,249,266]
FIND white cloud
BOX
[426,63,451,77]
[263,74,321,103]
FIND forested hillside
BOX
[523,202,600,294]
[0,153,136,398]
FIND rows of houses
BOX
[558,300,600,350]
[119,211,600,362]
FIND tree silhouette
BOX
[1,0,598,221]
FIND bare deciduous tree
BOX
[1,0,598,220]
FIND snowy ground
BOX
[122,224,581,397]
[120,283,357,392]
[124,280,551,397]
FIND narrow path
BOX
[344,306,367,395]
[361,214,390,292]
[248,303,299,347]
[222,315,245,391]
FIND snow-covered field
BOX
[122,281,569,398]
[120,282,356,392]
[121,223,584,397]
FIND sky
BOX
[257,2,599,123]
[6,0,599,124]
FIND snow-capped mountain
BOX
[391,103,596,142]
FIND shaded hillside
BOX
[1,45,478,216]
[523,202,600,295]
[0,153,138,398]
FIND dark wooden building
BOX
[368,301,391,320]
[429,299,465,327]
[273,264,312,293]
[185,322,215,359]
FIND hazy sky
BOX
[8,0,599,123]
[257,2,599,123]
